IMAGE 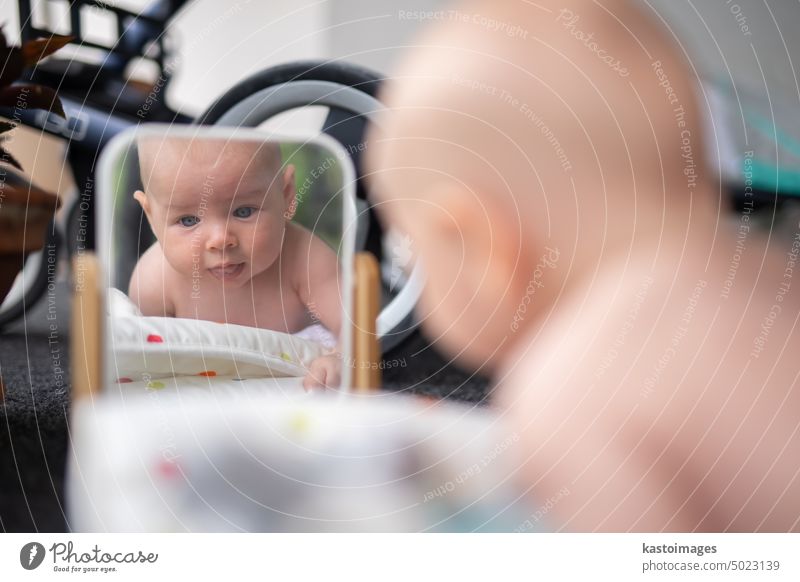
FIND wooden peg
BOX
[352,252,381,392]
[71,252,102,401]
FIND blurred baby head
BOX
[367,0,711,372]
[135,135,296,287]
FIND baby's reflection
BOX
[130,136,342,388]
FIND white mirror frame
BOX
[96,124,358,391]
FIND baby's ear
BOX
[435,185,525,300]
[133,190,150,214]
[281,164,297,220]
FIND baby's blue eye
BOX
[178,215,199,227]
[233,207,255,218]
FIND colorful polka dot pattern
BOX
[122,327,315,383]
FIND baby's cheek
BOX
[251,223,283,262]
[162,233,199,275]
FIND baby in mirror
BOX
[130,135,342,388]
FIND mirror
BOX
[97,124,356,391]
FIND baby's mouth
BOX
[208,262,245,281]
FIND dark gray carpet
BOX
[0,332,71,532]
[0,286,489,532]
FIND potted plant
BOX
[0,26,71,304]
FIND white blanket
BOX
[108,288,334,382]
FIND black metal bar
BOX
[17,0,35,43]
[70,1,81,40]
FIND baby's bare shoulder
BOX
[282,223,338,277]
[134,241,164,270]
[281,223,341,333]
[129,242,176,316]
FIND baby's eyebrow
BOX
[161,188,270,213]
[227,188,270,203]
[166,202,200,212]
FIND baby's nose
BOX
[206,224,238,250]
